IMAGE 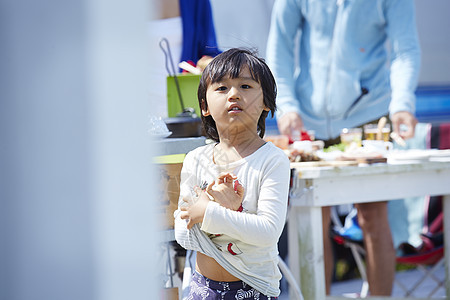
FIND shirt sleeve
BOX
[384,0,421,115]
[266,0,303,118]
[173,151,203,251]
[200,153,290,247]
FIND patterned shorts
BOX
[186,271,277,300]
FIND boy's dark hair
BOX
[197,48,277,142]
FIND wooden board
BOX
[290,157,387,169]
[339,154,388,164]
[290,160,359,168]
[156,162,183,229]
[337,157,388,164]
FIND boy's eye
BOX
[241,84,251,89]
[216,86,227,91]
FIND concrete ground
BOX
[279,263,445,299]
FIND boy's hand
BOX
[180,186,210,229]
[207,173,244,211]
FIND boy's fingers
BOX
[216,175,226,184]
[233,180,240,191]
[193,185,202,195]
[217,172,236,184]
[235,183,245,194]
[236,185,245,199]
[206,181,215,193]
[234,179,244,193]
[180,211,188,219]
[186,220,193,229]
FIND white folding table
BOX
[288,159,450,299]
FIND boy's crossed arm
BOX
[180,173,244,229]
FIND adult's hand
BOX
[197,55,214,71]
[391,111,418,140]
[277,111,304,138]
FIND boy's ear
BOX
[263,106,270,112]
[201,99,210,116]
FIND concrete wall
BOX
[0,1,159,299]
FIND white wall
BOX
[0,1,159,300]
[415,0,450,85]
[210,0,275,58]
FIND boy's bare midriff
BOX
[196,252,240,282]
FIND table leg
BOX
[289,205,326,300]
[287,206,300,300]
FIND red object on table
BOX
[288,130,312,144]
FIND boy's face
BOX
[202,66,269,133]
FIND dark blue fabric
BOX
[188,271,277,300]
[179,0,221,69]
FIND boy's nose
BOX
[227,86,240,100]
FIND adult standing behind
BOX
[266,0,421,296]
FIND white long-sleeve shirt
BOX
[174,142,290,297]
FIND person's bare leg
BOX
[355,202,395,296]
[322,206,333,295]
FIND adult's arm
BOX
[266,0,303,119]
[385,0,421,137]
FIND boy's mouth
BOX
[228,105,242,112]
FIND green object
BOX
[324,143,347,152]
[167,74,201,117]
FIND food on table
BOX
[284,148,321,162]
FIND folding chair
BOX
[395,195,444,298]
[330,195,445,298]
[330,206,369,298]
